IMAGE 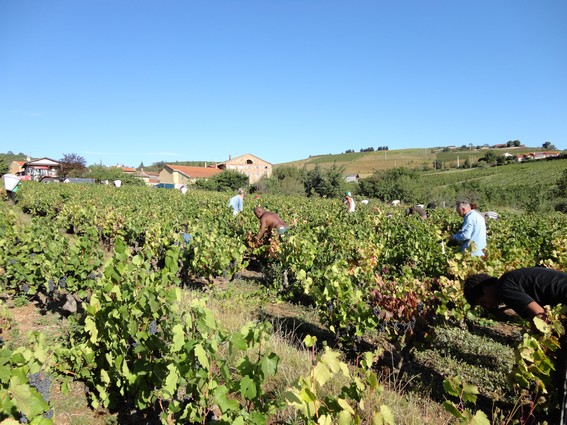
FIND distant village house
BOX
[135,169,160,186]
[516,152,559,162]
[8,161,25,176]
[10,158,62,181]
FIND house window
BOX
[246,159,253,164]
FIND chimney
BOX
[229,154,232,160]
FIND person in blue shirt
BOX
[228,189,244,215]
[449,201,487,256]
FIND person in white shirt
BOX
[344,192,356,213]
[228,189,244,215]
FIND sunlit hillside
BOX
[276,146,559,177]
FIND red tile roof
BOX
[166,164,222,178]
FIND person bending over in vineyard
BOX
[344,192,356,213]
[406,205,427,219]
[448,201,486,256]
[254,206,289,241]
[464,267,567,424]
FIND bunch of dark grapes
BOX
[22,284,30,294]
[58,276,66,289]
[128,337,139,350]
[417,301,425,314]
[47,279,55,293]
[149,320,158,335]
[19,372,54,421]
[28,371,52,402]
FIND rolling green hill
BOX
[275,148,567,211]
[277,147,560,177]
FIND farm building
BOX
[217,153,272,184]
[159,164,222,187]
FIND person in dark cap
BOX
[464,267,567,424]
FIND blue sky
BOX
[1,0,566,167]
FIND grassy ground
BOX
[3,272,459,425]
[4,267,527,424]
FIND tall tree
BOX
[260,166,304,195]
[301,164,346,198]
[0,156,8,176]
[358,167,420,203]
[60,153,87,177]
[195,170,249,192]
[88,165,146,185]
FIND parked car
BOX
[40,176,61,183]
[155,183,175,189]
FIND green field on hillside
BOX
[278,147,558,177]
[421,158,566,189]
[413,158,567,211]
[279,148,436,176]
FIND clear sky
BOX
[1,0,566,167]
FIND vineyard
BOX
[1,182,567,424]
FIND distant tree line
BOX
[0,152,27,176]
[344,146,389,154]
[439,140,559,152]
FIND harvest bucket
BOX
[113,180,122,187]
[3,174,20,191]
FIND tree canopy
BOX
[60,153,87,177]
[0,156,8,176]
[253,166,304,195]
[195,170,249,192]
[301,164,346,198]
[358,167,420,203]
[87,165,146,186]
